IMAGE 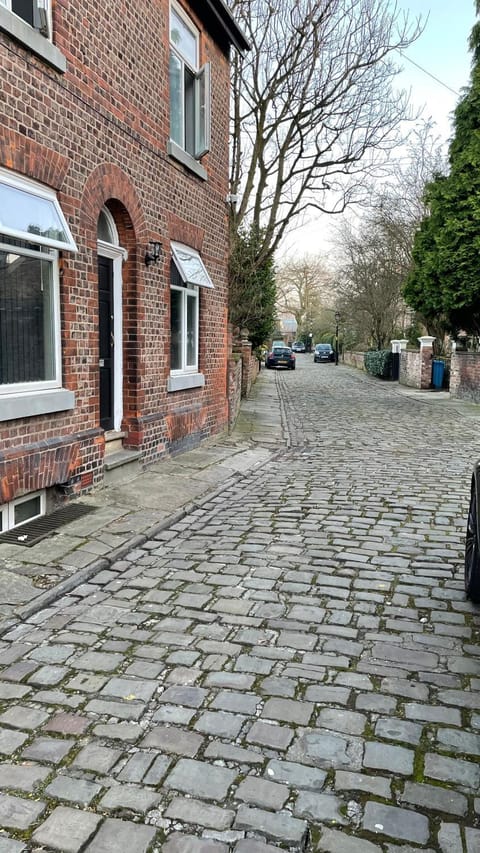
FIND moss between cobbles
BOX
[412,741,426,783]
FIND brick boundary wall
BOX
[450,352,480,403]
[400,351,422,388]
[227,356,242,430]
[240,341,260,398]
[345,349,438,391]
[343,352,366,370]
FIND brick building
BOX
[0,0,248,531]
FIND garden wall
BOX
[450,352,480,403]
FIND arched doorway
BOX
[97,207,126,433]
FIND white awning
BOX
[171,241,214,288]
[0,168,77,252]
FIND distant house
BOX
[0,0,248,531]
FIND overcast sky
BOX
[397,0,475,141]
[281,1,476,259]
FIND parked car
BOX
[292,341,306,352]
[314,343,335,363]
[265,346,296,370]
[465,462,480,602]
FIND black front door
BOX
[98,256,114,431]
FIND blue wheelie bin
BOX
[432,358,445,389]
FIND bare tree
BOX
[276,255,333,338]
[372,119,447,270]
[335,218,408,349]
[230,0,422,266]
[331,119,447,349]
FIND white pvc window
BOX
[171,242,214,289]
[0,169,77,396]
[0,0,51,37]
[0,168,77,251]
[169,2,211,159]
[170,281,199,373]
[0,490,46,533]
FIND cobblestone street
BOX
[0,359,480,852]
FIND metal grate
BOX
[0,503,97,547]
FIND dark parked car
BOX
[265,346,296,370]
[465,462,480,602]
[314,343,335,363]
[292,341,306,352]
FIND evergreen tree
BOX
[229,226,276,350]
[405,1,480,336]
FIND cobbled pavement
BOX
[0,359,479,852]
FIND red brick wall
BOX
[399,351,422,388]
[343,351,366,370]
[228,356,242,429]
[450,352,480,402]
[0,0,232,500]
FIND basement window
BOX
[0,490,45,533]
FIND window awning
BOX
[0,168,77,252]
[171,241,214,288]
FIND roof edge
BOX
[201,0,250,54]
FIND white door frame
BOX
[97,239,126,432]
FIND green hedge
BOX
[364,349,393,379]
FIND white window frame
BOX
[0,0,51,37]
[0,0,66,72]
[170,281,199,376]
[169,1,211,162]
[0,240,62,396]
[168,243,215,392]
[171,241,214,289]
[0,168,77,252]
[0,489,46,533]
[0,168,76,417]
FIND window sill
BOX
[0,7,66,72]
[1,388,75,421]
[168,373,205,392]
[167,140,207,181]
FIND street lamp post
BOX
[334,311,340,365]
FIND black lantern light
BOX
[145,241,162,267]
[334,311,341,366]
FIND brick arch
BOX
[79,163,146,241]
[79,164,148,441]
[0,128,69,189]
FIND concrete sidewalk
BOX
[0,370,285,635]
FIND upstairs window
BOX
[169,3,210,160]
[0,0,50,37]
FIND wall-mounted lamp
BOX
[145,241,162,267]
